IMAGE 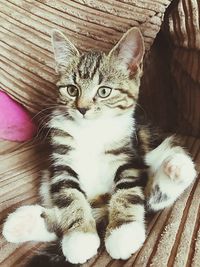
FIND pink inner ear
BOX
[118,42,136,65]
[0,91,37,142]
[117,28,145,72]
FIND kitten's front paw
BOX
[163,153,196,183]
[105,222,145,260]
[62,231,100,264]
[3,205,57,243]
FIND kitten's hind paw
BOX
[163,153,196,183]
[3,205,57,243]
[62,231,100,264]
[105,221,145,260]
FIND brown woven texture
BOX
[164,0,200,136]
[1,0,200,266]
[0,0,171,113]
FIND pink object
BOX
[0,91,37,141]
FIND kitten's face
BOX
[52,28,145,121]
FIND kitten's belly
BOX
[70,147,122,199]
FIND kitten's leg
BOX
[145,136,197,211]
[105,168,146,260]
[3,205,57,243]
[49,168,100,264]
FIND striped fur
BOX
[2,27,197,265]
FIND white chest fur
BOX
[50,114,134,199]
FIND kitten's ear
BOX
[51,29,79,73]
[109,27,145,75]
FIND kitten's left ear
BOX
[51,29,79,73]
[109,27,145,75]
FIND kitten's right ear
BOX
[51,30,79,73]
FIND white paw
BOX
[2,205,57,243]
[105,222,145,260]
[163,153,196,183]
[62,231,100,264]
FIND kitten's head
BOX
[51,27,145,120]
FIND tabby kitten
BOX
[3,28,196,265]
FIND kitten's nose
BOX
[77,107,88,115]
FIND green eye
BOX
[67,85,79,97]
[97,87,112,98]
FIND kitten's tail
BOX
[25,242,79,267]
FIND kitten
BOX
[3,28,196,265]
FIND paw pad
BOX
[163,153,196,183]
[163,160,181,180]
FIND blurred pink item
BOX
[0,91,37,141]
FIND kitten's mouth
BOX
[81,115,91,120]
[73,112,90,120]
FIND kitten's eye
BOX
[66,85,79,97]
[97,87,112,98]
